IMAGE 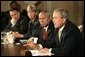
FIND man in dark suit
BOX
[39,8,83,56]
[34,10,55,48]
[4,8,28,42]
[24,10,55,49]
[1,1,21,32]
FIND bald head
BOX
[39,10,51,27]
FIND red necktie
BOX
[42,28,47,41]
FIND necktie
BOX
[42,28,47,41]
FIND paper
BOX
[15,43,21,45]
[19,40,27,44]
[1,31,15,44]
[29,50,53,56]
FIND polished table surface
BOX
[1,44,28,56]
[1,44,52,56]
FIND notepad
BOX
[19,40,27,45]
[29,50,53,56]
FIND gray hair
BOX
[39,10,51,18]
[53,8,69,19]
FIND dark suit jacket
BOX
[51,20,83,56]
[5,15,28,34]
[34,21,55,48]
[1,11,11,32]
[23,16,40,39]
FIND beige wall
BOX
[40,1,84,25]
[1,1,10,11]
[1,1,84,25]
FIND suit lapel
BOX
[54,29,60,46]
[40,27,43,40]
[60,22,68,45]
[47,26,51,40]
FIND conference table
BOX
[1,43,54,56]
[1,31,53,56]
[1,43,29,56]
[1,31,31,56]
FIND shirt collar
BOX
[59,24,65,32]
[43,26,48,32]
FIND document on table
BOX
[29,50,54,56]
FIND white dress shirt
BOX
[11,19,17,27]
[58,25,65,42]
[49,25,65,55]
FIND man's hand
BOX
[23,38,40,49]
[23,38,34,47]
[27,37,34,43]
[12,32,23,38]
[39,48,49,53]
[11,19,17,25]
